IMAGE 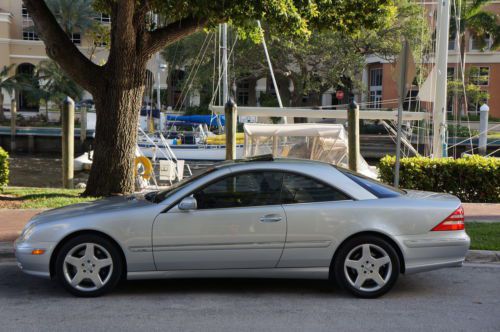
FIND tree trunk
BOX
[83,63,146,197]
[0,93,4,121]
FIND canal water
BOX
[8,154,380,188]
[7,154,215,188]
[8,154,90,188]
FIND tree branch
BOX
[146,17,208,56]
[22,0,103,94]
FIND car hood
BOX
[27,195,153,228]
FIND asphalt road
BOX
[0,259,499,332]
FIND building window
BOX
[22,5,40,41]
[447,67,455,80]
[22,5,29,18]
[470,35,492,51]
[237,80,250,106]
[448,36,456,51]
[71,33,81,45]
[95,13,111,23]
[369,68,383,109]
[470,67,489,86]
[369,68,383,86]
[23,30,39,40]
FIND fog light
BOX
[31,249,45,255]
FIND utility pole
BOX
[348,100,360,172]
[62,97,74,189]
[432,0,451,158]
[394,40,409,188]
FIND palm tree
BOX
[45,0,97,35]
[450,0,500,119]
[0,65,32,121]
[36,60,84,117]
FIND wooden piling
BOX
[10,99,16,152]
[62,97,74,189]
[348,100,360,172]
[225,99,237,160]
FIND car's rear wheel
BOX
[55,234,122,297]
[333,235,400,298]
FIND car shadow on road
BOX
[0,261,439,299]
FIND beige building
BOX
[0,0,167,112]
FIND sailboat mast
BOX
[432,0,451,158]
[222,23,229,104]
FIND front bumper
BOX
[396,231,470,274]
[14,239,56,279]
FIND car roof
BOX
[214,155,331,169]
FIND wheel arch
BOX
[49,230,127,279]
[329,231,406,278]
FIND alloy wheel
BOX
[63,243,114,292]
[343,243,392,292]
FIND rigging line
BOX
[176,33,215,111]
[446,123,500,149]
[165,32,213,135]
[461,140,500,155]
[173,32,212,111]
[209,34,239,107]
[486,147,500,157]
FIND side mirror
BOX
[178,196,197,211]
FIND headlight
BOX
[18,224,35,242]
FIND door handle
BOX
[259,215,282,222]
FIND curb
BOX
[465,250,500,263]
[0,241,499,264]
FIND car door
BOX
[152,171,287,270]
[277,172,354,268]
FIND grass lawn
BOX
[466,222,500,251]
[0,187,98,209]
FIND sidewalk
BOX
[462,203,500,222]
[0,209,45,242]
[0,203,498,243]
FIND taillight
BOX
[431,206,465,231]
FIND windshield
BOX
[147,167,217,203]
[336,166,405,198]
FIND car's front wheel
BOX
[55,234,123,297]
[333,235,400,298]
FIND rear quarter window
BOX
[338,167,404,198]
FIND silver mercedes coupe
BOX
[15,157,470,298]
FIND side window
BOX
[193,172,283,209]
[281,173,350,204]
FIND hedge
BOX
[0,147,8,191]
[379,155,499,203]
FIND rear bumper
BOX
[14,239,55,279]
[395,232,470,274]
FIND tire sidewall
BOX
[334,235,400,298]
[55,234,123,297]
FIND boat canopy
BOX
[166,115,225,126]
[243,123,377,178]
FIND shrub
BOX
[379,155,499,203]
[0,147,8,191]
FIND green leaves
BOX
[379,155,500,203]
[0,147,8,192]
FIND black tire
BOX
[333,235,400,298]
[55,234,123,297]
